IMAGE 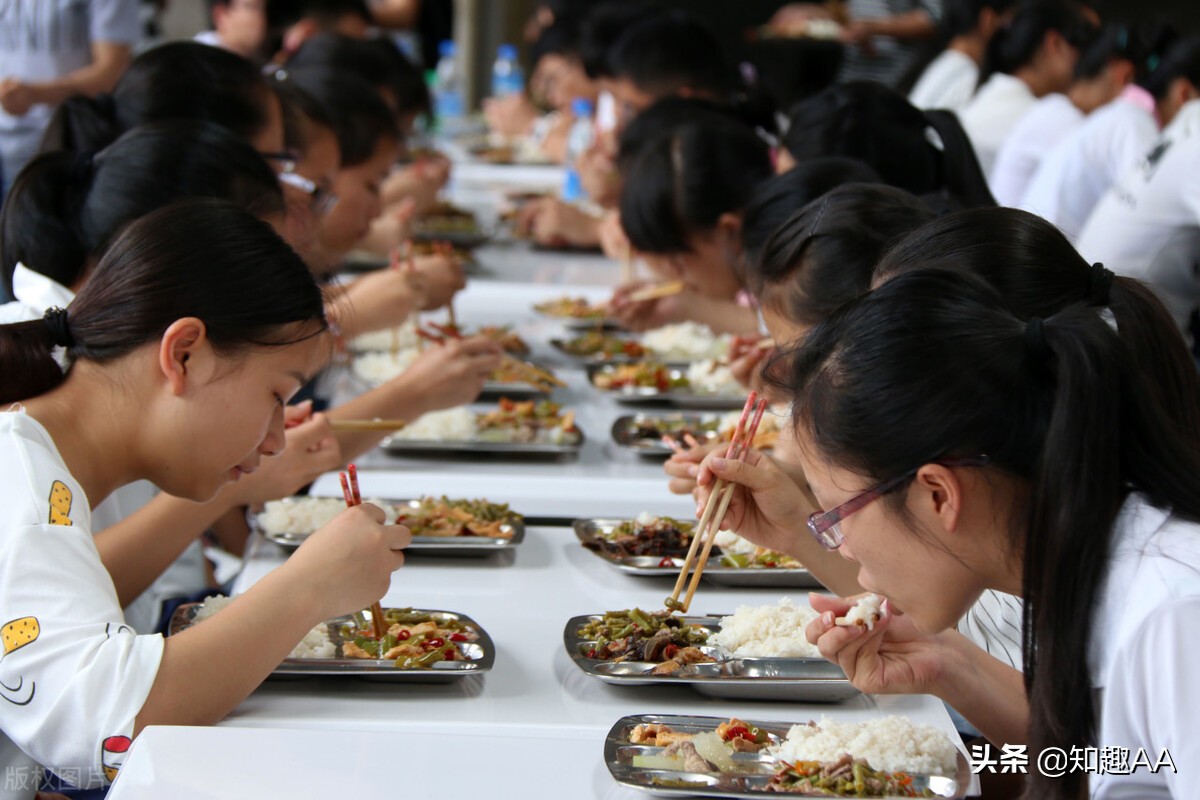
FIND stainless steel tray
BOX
[574,519,821,588]
[610,413,723,457]
[351,359,554,399]
[381,421,585,458]
[408,223,495,249]
[604,714,967,798]
[566,615,857,702]
[587,365,745,410]
[549,336,650,366]
[254,497,525,556]
[171,604,495,682]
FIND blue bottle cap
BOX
[498,43,518,60]
[571,98,594,117]
[439,40,456,58]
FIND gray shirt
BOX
[840,0,942,88]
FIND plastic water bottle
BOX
[562,98,595,202]
[433,40,464,135]
[491,43,524,98]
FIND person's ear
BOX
[1111,59,1135,89]
[158,318,209,396]
[911,463,965,539]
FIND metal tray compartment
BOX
[254,497,525,557]
[381,425,584,459]
[565,614,858,702]
[610,413,724,457]
[587,364,745,410]
[171,605,496,682]
[574,519,821,589]
[604,714,966,798]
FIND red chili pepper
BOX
[658,557,674,567]
[587,648,598,658]
[662,644,680,660]
[443,648,457,660]
[396,629,411,641]
[449,632,469,642]
[426,637,445,648]
[764,561,776,568]
[725,726,753,741]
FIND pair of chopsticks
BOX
[329,418,408,432]
[665,392,769,613]
[338,464,388,641]
[417,324,566,391]
[391,239,459,327]
[628,280,685,304]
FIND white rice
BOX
[841,593,884,630]
[685,359,741,395]
[352,348,420,385]
[191,596,336,659]
[349,320,419,353]
[708,597,821,658]
[257,497,400,535]
[388,406,478,442]
[712,529,759,556]
[641,322,731,361]
[768,715,959,776]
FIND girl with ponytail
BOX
[0,200,408,794]
[698,266,1200,799]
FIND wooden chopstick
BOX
[330,419,408,432]
[339,465,386,640]
[620,247,635,285]
[667,393,756,609]
[628,280,685,303]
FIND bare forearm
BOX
[687,297,761,336]
[96,492,236,607]
[24,46,131,105]
[935,631,1029,746]
[327,376,434,460]
[134,564,322,732]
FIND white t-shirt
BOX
[0,410,163,797]
[1020,93,1158,241]
[908,48,978,112]
[988,93,1083,208]
[0,0,140,193]
[1087,493,1200,799]
[1076,105,1200,288]
[958,73,1038,175]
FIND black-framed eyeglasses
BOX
[806,455,991,550]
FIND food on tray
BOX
[194,596,336,659]
[685,359,742,395]
[837,593,884,631]
[712,530,802,569]
[338,607,478,667]
[560,331,647,360]
[719,407,784,450]
[707,597,821,659]
[258,497,400,535]
[770,716,959,778]
[621,415,721,449]
[389,399,581,445]
[353,346,550,390]
[640,322,732,362]
[423,322,529,355]
[586,513,800,570]
[534,296,608,319]
[409,241,472,260]
[577,609,712,667]
[593,362,688,392]
[348,320,420,353]
[395,496,517,538]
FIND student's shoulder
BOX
[0,413,81,529]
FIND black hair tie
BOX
[1089,262,1115,307]
[42,307,73,349]
[1024,317,1049,364]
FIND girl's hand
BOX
[806,593,949,696]
[403,252,466,311]
[608,282,688,331]
[399,335,503,412]
[287,503,411,620]
[597,210,631,262]
[664,439,724,495]
[515,197,601,248]
[728,338,774,392]
[694,448,809,555]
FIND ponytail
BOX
[978,0,1097,87]
[0,199,326,406]
[922,110,996,207]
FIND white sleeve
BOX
[1092,596,1200,800]
[0,523,163,787]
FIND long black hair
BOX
[782,82,996,208]
[978,0,1098,87]
[286,67,399,167]
[44,42,273,153]
[287,34,430,118]
[0,199,326,406]
[620,117,772,254]
[749,184,933,329]
[1073,20,1177,84]
[774,268,1200,800]
[876,207,1200,446]
[2,121,284,298]
[1143,35,1200,101]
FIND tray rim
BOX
[586,364,745,409]
[609,412,725,455]
[381,417,585,456]
[170,603,496,678]
[603,713,967,799]
[254,496,526,553]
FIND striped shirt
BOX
[839,0,943,88]
[958,589,1024,670]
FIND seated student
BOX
[989,21,1177,207]
[195,0,270,62]
[609,116,773,335]
[780,81,995,209]
[269,0,375,62]
[770,1,943,90]
[957,0,1096,174]
[0,199,408,794]
[909,0,1016,111]
[720,267,1200,799]
[1023,35,1200,240]
[0,122,343,633]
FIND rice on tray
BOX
[685,359,741,395]
[708,597,821,658]
[388,406,477,441]
[192,596,336,658]
[257,497,401,535]
[641,322,731,362]
[768,715,959,776]
[352,348,420,384]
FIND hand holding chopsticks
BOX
[627,280,685,304]
[665,393,769,614]
[417,323,564,391]
[338,464,387,640]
